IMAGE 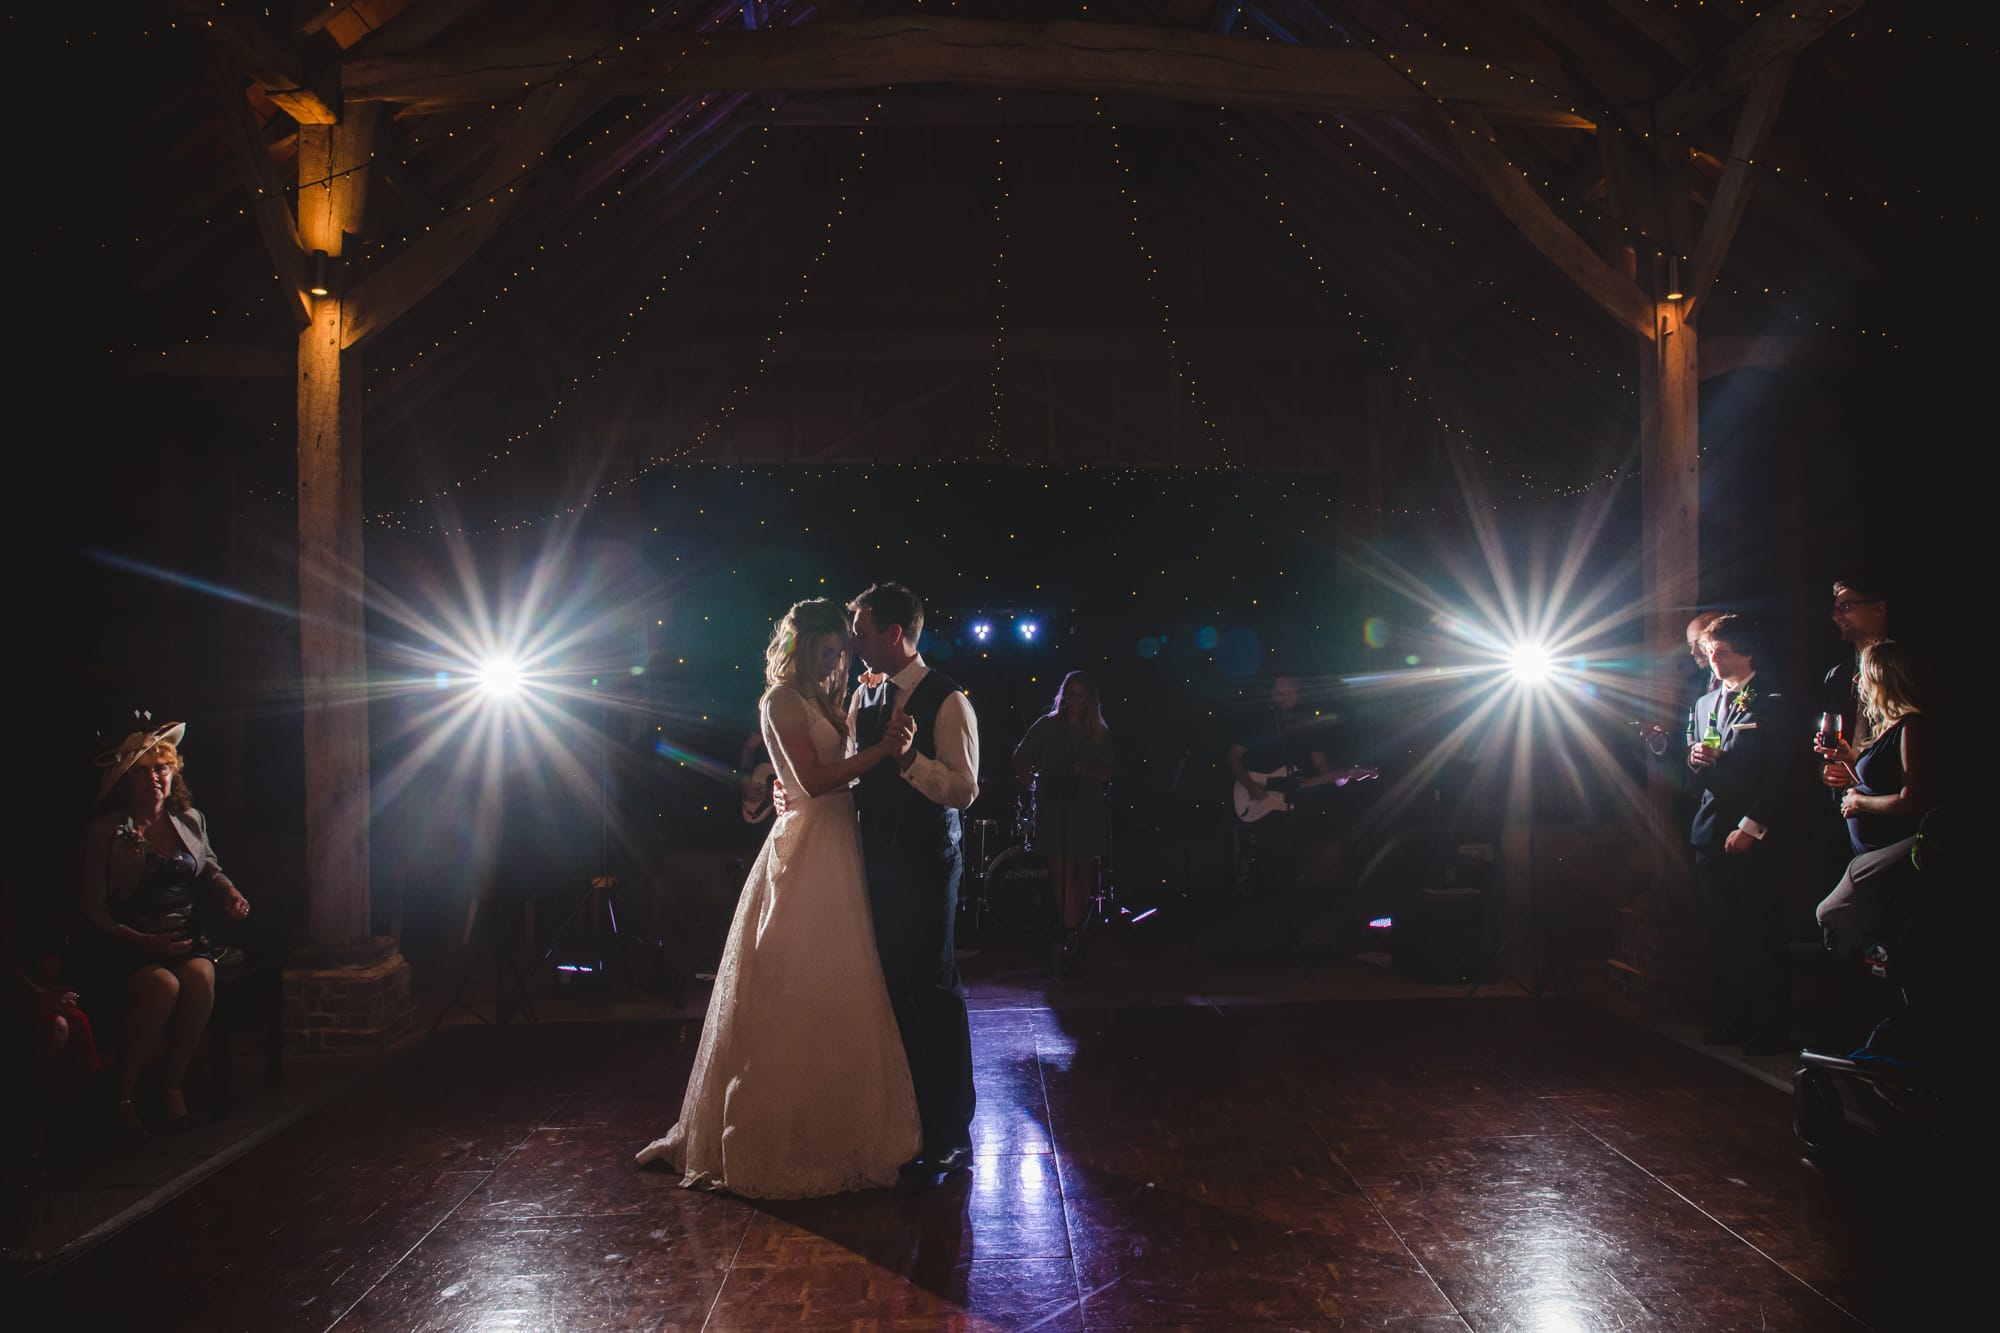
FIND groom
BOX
[847,581,980,1181]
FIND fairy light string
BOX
[407,103,881,536]
[1091,99,1234,465]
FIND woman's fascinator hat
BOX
[95,710,185,801]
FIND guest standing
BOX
[1685,617,1800,1056]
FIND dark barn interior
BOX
[13,0,1974,1327]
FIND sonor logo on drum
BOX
[981,846,1059,940]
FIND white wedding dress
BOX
[637,687,920,1197]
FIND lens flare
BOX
[1324,455,1687,869]
[1506,641,1553,685]
[474,656,525,698]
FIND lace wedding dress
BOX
[637,687,920,1197]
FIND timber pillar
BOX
[284,113,413,1045]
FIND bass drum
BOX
[982,845,1059,941]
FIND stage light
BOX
[1505,640,1553,685]
[1017,619,1039,642]
[971,620,993,642]
[473,656,525,698]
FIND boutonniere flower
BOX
[115,816,147,854]
[1731,685,1757,710]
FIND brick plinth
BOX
[283,936,414,1051]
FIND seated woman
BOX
[1814,641,1940,956]
[78,719,250,1138]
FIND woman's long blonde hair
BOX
[763,597,851,737]
[1859,639,1925,735]
[1045,669,1108,739]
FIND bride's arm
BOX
[769,695,913,798]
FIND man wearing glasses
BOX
[1822,577,1890,761]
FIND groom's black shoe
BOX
[930,1145,974,1176]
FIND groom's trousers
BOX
[863,827,977,1155]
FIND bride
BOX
[637,597,922,1196]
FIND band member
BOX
[1226,674,1375,904]
[1012,670,1116,970]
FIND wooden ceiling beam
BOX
[1684,53,1793,322]
[331,0,495,56]
[203,52,313,329]
[342,17,1646,126]
[341,79,598,349]
[761,91,1212,125]
[1653,1,1868,135]
[173,0,339,125]
[1435,108,1655,340]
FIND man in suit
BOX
[846,581,980,1183]
[1686,614,1800,1055]
[1821,575,1891,744]
[1640,608,1724,760]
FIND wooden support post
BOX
[1639,300,1700,885]
[295,120,374,953]
[290,114,414,1047]
[295,296,376,950]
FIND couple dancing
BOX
[637,582,979,1197]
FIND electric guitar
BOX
[1232,764,1378,823]
[740,762,776,824]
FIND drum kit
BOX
[962,769,1120,944]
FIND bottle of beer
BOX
[1701,718,1722,755]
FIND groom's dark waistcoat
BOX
[855,667,962,858]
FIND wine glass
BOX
[1814,711,1844,753]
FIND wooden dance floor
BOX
[14,995,1944,1330]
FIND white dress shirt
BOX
[846,655,981,811]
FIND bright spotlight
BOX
[1506,641,1553,684]
[971,620,993,643]
[474,656,525,698]
[1017,619,1039,642]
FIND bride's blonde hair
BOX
[763,597,851,736]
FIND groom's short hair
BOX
[1703,612,1772,664]
[850,582,925,639]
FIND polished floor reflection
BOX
[12,995,1950,1330]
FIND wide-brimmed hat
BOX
[95,720,186,801]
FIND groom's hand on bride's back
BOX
[770,776,791,816]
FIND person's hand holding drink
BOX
[1688,717,1721,771]
[1812,710,1857,787]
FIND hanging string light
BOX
[369,115,773,527]
[410,102,882,536]
[983,108,1010,458]
[1091,99,1234,464]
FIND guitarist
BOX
[1226,675,1372,907]
[737,728,777,830]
